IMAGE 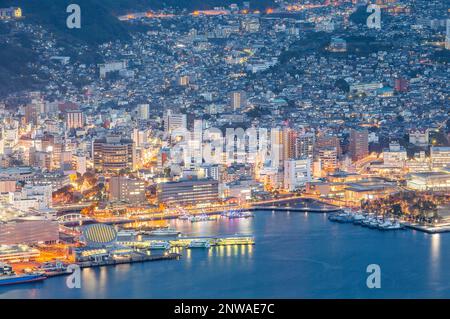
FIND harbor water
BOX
[1,210,450,298]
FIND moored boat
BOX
[188,239,211,248]
[146,228,180,236]
[148,241,171,250]
[0,263,46,286]
[189,214,215,222]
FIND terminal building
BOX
[76,223,133,262]
[0,218,59,245]
[407,169,450,192]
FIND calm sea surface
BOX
[1,210,450,299]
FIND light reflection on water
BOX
[1,211,450,298]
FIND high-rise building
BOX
[93,136,136,173]
[349,128,369,162]
[282,127,297,161]
[394,78,409,93]
[72,153,87,175]
[230,91,246,111]
[137,104,150,120]
[109,176,146,204]
[446,19,450,50]
[319,147,338,173]
[24,104,38,125]
[157,178,219,206]
[284,158,311,191]
[315,134,341,158]
[66,110,84,129]
[270,127,283,168]
[163,109,187,134]
[296,132,315,159]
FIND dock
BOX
[251,206,341,213]
[119,235,255,249]
[77,253,181,269]
[402,222,450,234]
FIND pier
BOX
[402,222,450,234]
[251,198,341,213]
[119,235,255,249]
[77,253,181,269]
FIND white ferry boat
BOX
[117,230,138,237]
[146,228,180,236]
[189,214,215,223]
[148,241,171,250]
[178,214,191,220]
[222,210,254,219]
[188,239,211,248]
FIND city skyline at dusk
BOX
[0,0,449,307]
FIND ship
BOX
[117,230,138,237]
[189,214,215,223]
[146,228,180,236]
[0,263,46,286]
[188,239,211,248]
[222,210,254,219]
[148,241,171,250]
[178,214,191,220]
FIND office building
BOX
[65,110,84,129]
[93,136,136,173]
[349,128,369,162]
[157,178,219,206]
[284,158,311,191]
[230,91,246,111]
[109,176,146,204]
[431,147,450,170]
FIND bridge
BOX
[57,213,95,226]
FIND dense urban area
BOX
[0,0,448,290]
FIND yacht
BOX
[352,213,366,225]
[328,211,353,223]
[378,220,403,230]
